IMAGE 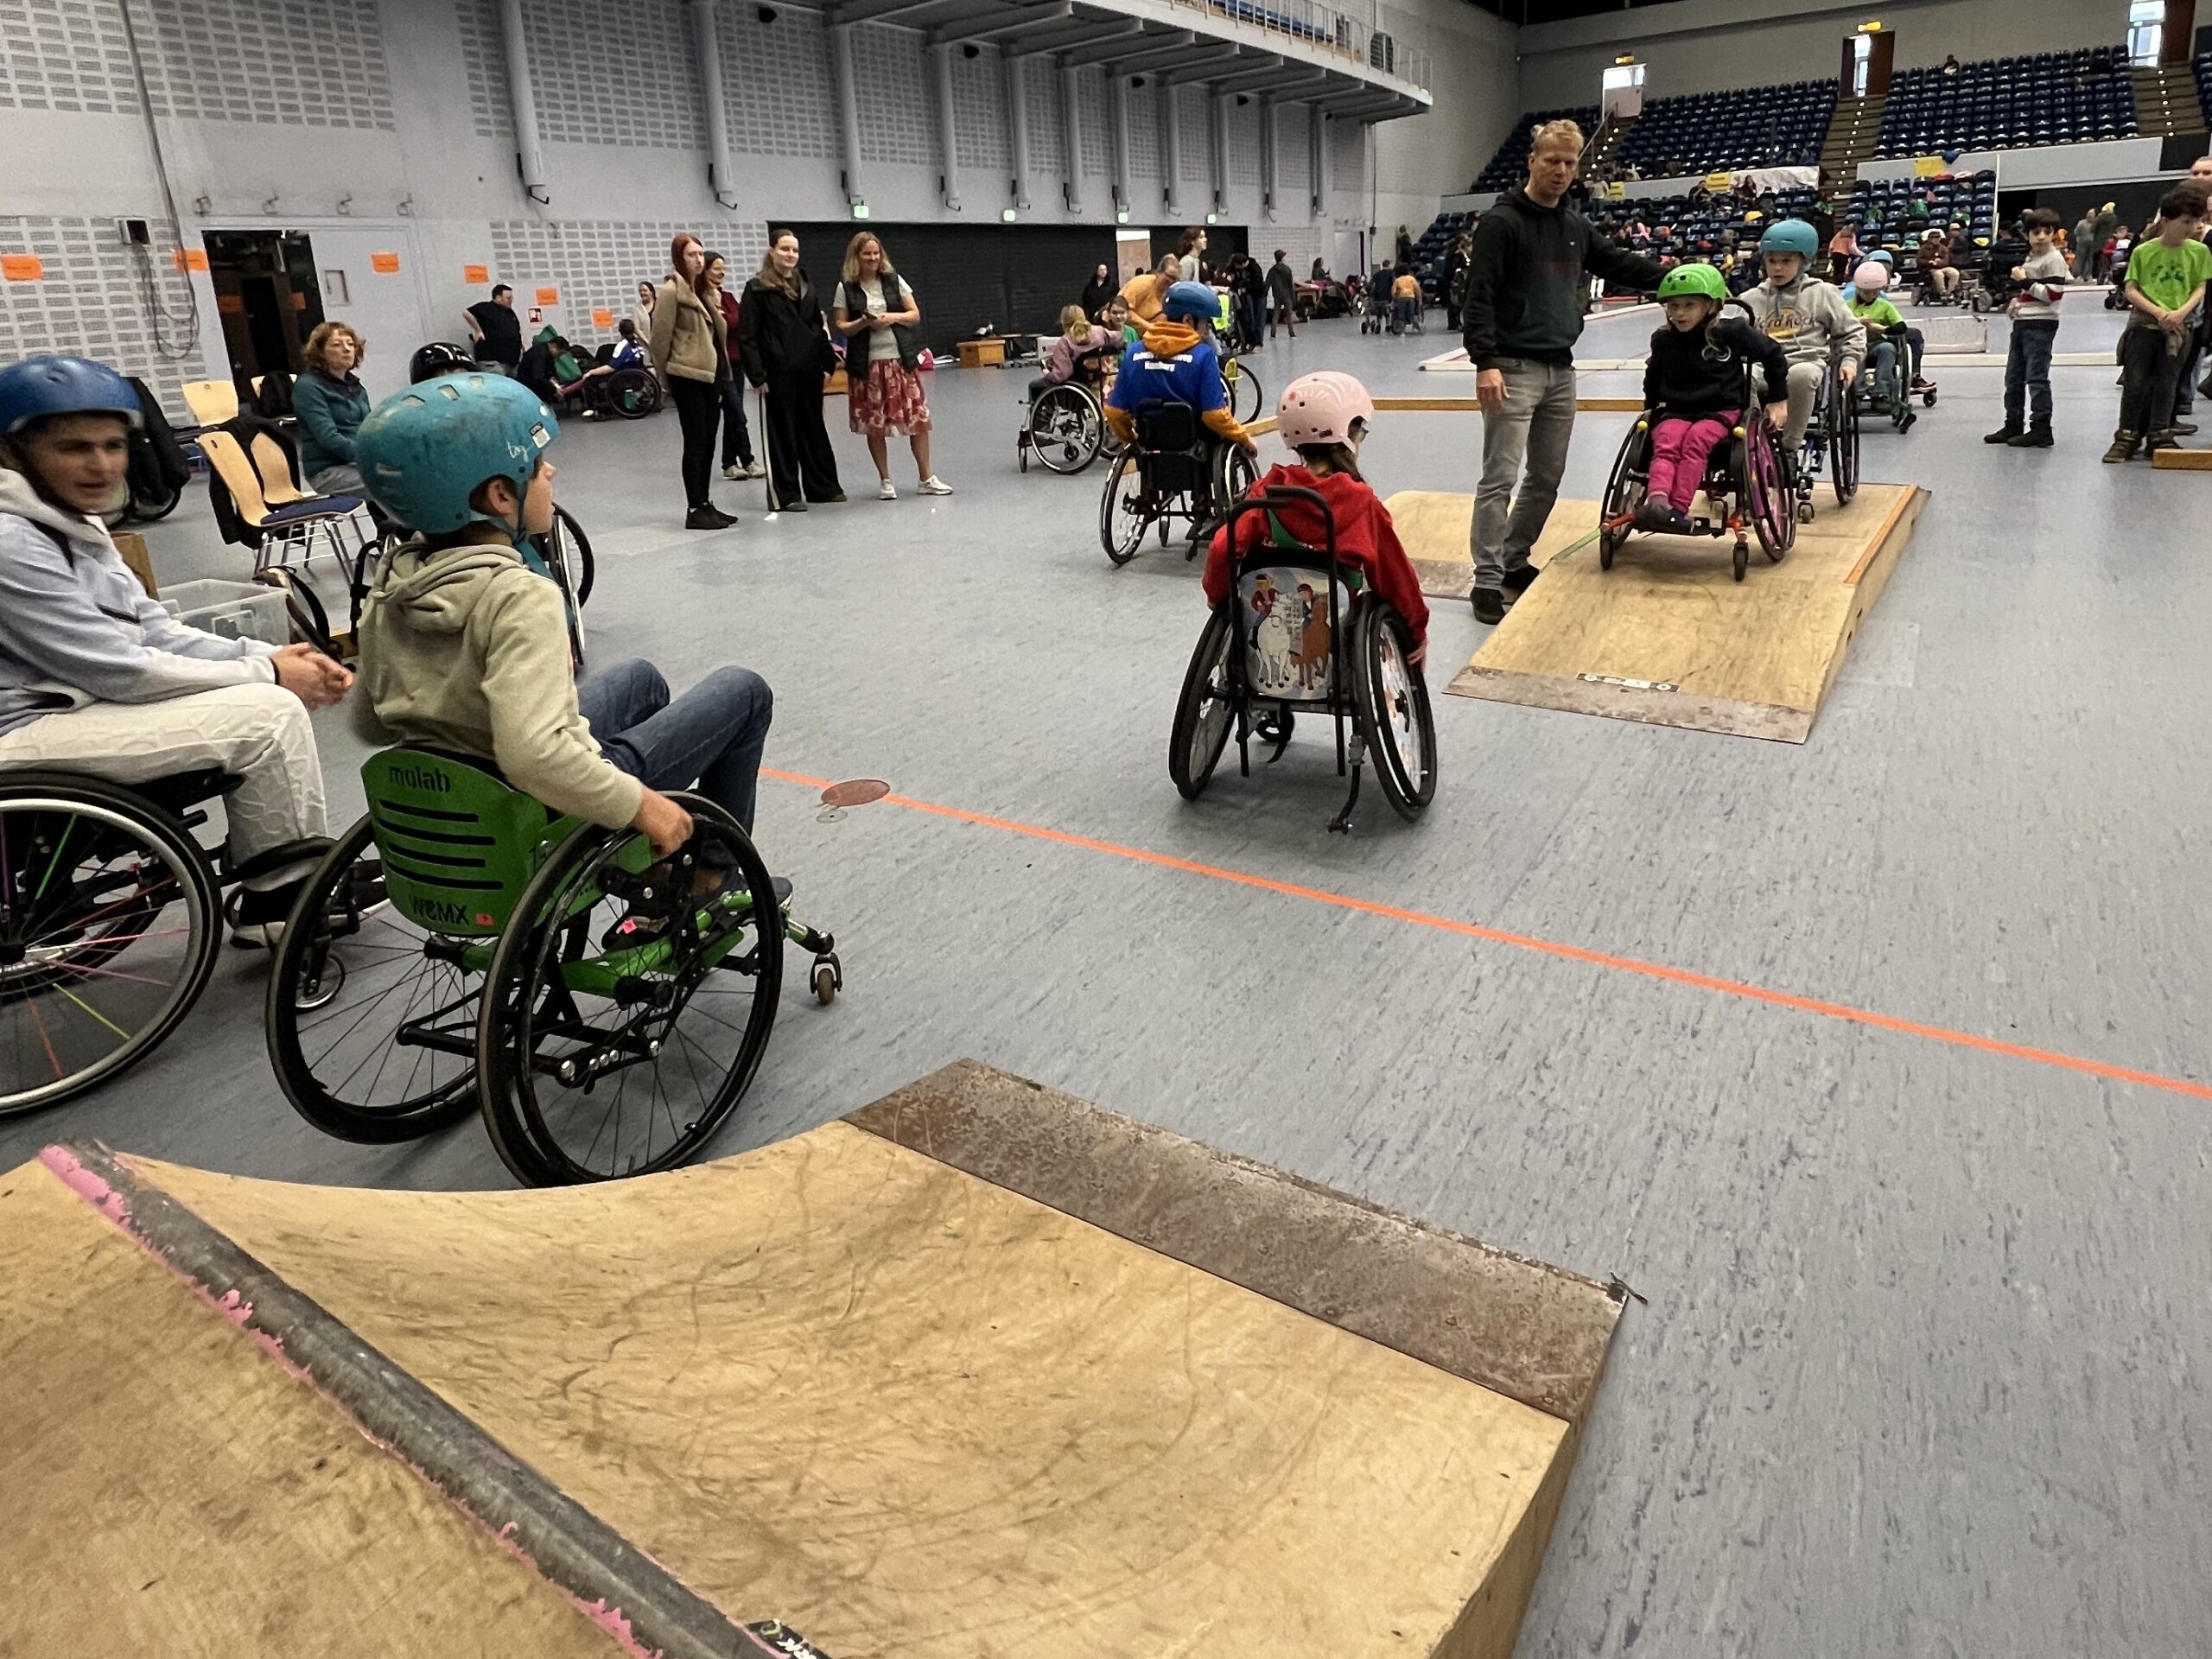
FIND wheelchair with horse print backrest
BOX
[1169,486,1435,832]
[264,745,842,1185]
[1099,400,1258,567]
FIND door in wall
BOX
[298,226,429,404]
[204,230,322,395]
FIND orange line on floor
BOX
[763,766,2212,1103]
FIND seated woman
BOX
[1204,372,1427,665]
[1029,305,1116,400]
[291,321,372,496]
[352,372,772,880]
[0,355,353,944]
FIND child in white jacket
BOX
[1738,220,1866,457]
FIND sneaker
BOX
[1897,409,1916,434]
[1983,425,2022,444]
[1911,376,1936,392]
[918,475,955,496]
[1631,499,1675,532]
[1471,587,1507,626]
[779,499,808,512]
[820,493,848,505]
[684,505,734,530]
[722,463,743,480]
[2102,430,2139,463]
[2007,426,2053,448]
[743,461,768,479]
[1501,561,1539,593]
[2146,429,2181,454]
[2171,420,2199,436]
[877,478,898,500]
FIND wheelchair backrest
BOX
[1236,562,1357,704]
[1135,399,1203,493]
[360,747,574,938]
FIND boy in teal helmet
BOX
[1738,218,1866,457]
[353,374,772,864]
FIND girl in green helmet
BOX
[1635,264,1793,534]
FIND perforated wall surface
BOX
[456,0,511,139]
[1175,86,1208,182]
[1126,79,1160,183]
[1077,68,1109,178]
[853,22,931,166]
[487,218,769,344]
[1332,117,1364,191]
[524,0,702,150]
[0,0,138,114]
[951,47,1009,172]
[721,4,836,160]
[0,215,195,416]
[138,0,394,130]
[1228,95,1260,186]
[1023,58,1065,175]
[1278,101,1311,194]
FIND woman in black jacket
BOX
[737,227,843,511]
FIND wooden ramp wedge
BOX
[1384,489,1604,600]
[2,1060,1625,1659]
[1442,483,1927,742]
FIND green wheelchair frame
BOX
[264,745,840,1185]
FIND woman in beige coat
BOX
[646,232,733,530]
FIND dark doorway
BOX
[1842,29,1895,99]
[203,230,323,388]
[1147,224,1250,277]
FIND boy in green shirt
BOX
[2109,186,2212,461]
[1845,262,1914,429]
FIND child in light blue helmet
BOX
[1738,218,1866,455]
[353,374,772,866]
[1104,280,1256,455]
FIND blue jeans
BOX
[1867,340,1899,405]
[2003,319,2057,429]
[577,658,772,836]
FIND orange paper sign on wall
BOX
[370,251,401,274]
[535,286,560,306]
[463,264,491,284]
[591,308,614,328]
[0,255,43,281]
[170,247,209,273]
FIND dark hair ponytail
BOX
[1295,441,1363,483]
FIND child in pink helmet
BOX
[1204,371,1427,660]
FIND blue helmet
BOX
[354,372,558,536]
[1162,280,1218,325]
[1758,219,1820,258]
[0,354,141,438]
[1867,248,1897,269]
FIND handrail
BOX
[1142,0,1432,97]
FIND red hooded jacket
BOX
[1204,464,1428,645]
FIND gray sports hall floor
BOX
[9,301,2209,1656]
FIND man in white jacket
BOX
[0,355,352,943]
[1738,219,1865,460]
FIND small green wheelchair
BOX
[264,746,841,1185]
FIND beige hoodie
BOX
[353,537,641,829]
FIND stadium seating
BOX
[1875,47,2135,156]
[1579,186,1822,269]
[2195,53,2212,127]
[1841,171,1998,252]
[1616,79,1837,174]
[1471,105,1599,192]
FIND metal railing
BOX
[1149,0,1433,97]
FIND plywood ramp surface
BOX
[0,1166,627,1659]
[1384,490,1602,601]
[1445,483,1926,742]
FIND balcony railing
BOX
[1155,0,1433,95]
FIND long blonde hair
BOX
[1059,303,1091,341]
[841,232,893,285]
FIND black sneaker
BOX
[2007,426,2052,448]
[684,505,734,530]
[1501,562,1540,594]
[2171,420,2198,436]
[1983,425,2022,444]
[1897,409,1916,434]
[1471,587,1507,625]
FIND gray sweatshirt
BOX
[1739,273,1866,370]
[2010,247,2070,325]
[0,470,276,740]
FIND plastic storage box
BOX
[160,579,290,648]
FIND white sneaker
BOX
[877,479,898,500]
[744,461,768,479]
[918,475,954,496]
[722,464,741,480]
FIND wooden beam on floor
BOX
[1370,395,1643,414]
[2151,446,2212,469]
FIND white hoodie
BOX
[0,468,276,740]
[1739,273,1866,370]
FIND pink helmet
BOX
[1853,260,1890,291]
[1276,371,1373,450]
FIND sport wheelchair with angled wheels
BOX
[1788,354,1859,522]
[1168,486,1434,833]
[1099,401,1256,568]
[1019,376,1115,476]
[264,746,842,1185]
[1598,400,1796,582]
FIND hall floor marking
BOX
[761,767,2212,1103]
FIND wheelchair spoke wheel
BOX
[0,784,219,1116]
[539,504,595,607]
[479,802,782,1185]
[1029,385,1103,476]
[1209,446,1257,540]
[1353,604,1437,823]
[1599,416,1649,572]
[1225,359,1263,426]
[1829,378,1860,506]
[602,367,660,419]
[1743,431,1793,558]
[1099,450,1148,566]
[1169,607,1237,800]
[266,815,480,1142]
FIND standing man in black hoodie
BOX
[1463,119,1667,624]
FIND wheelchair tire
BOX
[1029,384,1103,476]
[1741,431,1794,560]
[1225,359,1263,426]
[476,799,782,1185]
[540,504,595,607]
[1599,416,1649,574]
[1168,607,1236,800]
[0,775,220,1116]
[1732,537,1749,582]
[601,366,661,420]
[1099,450,1148,566]
[1829,376,1860,507]
[1352,602,1436,823]
[266,815,480,1143]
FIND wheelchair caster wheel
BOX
[1732,538,1748,582]
[812,952,842,1006]
[1796,501,1815,524]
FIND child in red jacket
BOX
[1204,371,1428,662]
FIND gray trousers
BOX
[1470,358,1578,591]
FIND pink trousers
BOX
[1645,412,1737,510]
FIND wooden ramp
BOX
[1384,488,1604,600]
[1429,483,1927,743]
[2,1061,1624,1659]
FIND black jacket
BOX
[1462,188,1666,370]
[738,272,832,386]
[1642,316,1791,416]
[835,271,922,372]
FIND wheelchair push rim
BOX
[1742,428,1794,559]
[1828,372,1860,506]
[0,783,219,1116]
[1169,607,1237,800]
[476,800,783,1185]
[1099,449,1150,566]
[1354,605,1437,821]
[265,814,480,1143]
[1599,415,1650,571]
[1028,384,1104,477]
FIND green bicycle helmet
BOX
[1758,219,1820,258]
[1657,263,1727,302]
[354,372,558,537]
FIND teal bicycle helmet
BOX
[354,372,557,536]
[1758,219,1821,258]
[1163,280,1219,324]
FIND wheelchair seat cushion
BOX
[1237,565,1355,702]
[130,766,241,818]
